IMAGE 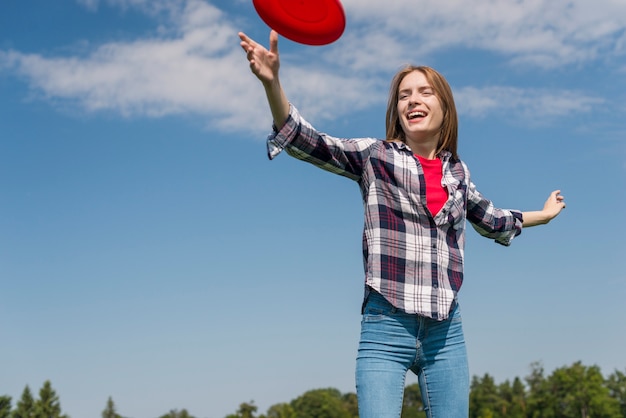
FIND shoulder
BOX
[385,139,408,147]
[444,153,470,178]
[347,137,394,152]
[379,139,411,153]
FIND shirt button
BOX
[433,283,439,288]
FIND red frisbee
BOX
[252,0,346,46]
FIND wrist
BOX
[522,210,550,227]
[262,77,280,91]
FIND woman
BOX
[239,30,565,418]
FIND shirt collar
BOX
[392,141,452,162]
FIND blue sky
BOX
[1,0,625,417]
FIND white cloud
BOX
[340,0,626,69]
[76,0,100,11]
[77,0,179,14]
[0,0,622,135]
[2,1,263,126]
[455,86,604,124]
[0,0,389,134]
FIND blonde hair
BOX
[385,65,459,159]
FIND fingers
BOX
[269,30,279,54]
[550,190,563,201]
[238,30,278,81]
[238,31,253,45]
[239,31,254,53]
[554,190,564,201]
[239,32,259,70]
[239,30,277,55]
[550,190,566,209]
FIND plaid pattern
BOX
[268,106,523,320]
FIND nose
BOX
[408,91,421,105]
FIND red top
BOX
[416,155,448,216]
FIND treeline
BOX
[0,381,70,418]
[0,382,188,418]
[226,362,626,418]
[2,361,625,418]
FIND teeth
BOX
[408,111,425,119]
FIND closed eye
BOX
[398,87,434,100]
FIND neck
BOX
[406,139,438,159]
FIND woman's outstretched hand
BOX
[522,190,566,227]
[542,190,566,219]
[239,30,280,86]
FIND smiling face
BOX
[385,66,459,159]
[396,70,444,150]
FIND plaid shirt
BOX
[268,106,523,320]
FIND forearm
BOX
[263,78,290,130]
[521,211,551,228]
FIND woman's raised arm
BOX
[239,30,290,130]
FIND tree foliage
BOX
[159,408,196,418]
[470,373,501,417]
[607,369,626,417]
[32,381,68,418]
[0,397,12,418]
[225,402,259,418]
[401,383,426,418]
[550,361,619,417]
[341,392,358,418]
[290,388,352,418]
[3,362,626,418]
[101,396,122,418]
[11,386,34,418]
[265,402,296,418]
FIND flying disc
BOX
[252,0,346,46]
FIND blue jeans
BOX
[355,290,469,418]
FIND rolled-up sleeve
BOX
[466,180,523,246]
[265,104,377,181]
[267,104,301,160]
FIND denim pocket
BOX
[362,292,397,322]
[362,307,391,322]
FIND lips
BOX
[407,110,427,120]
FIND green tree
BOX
[341,392,358,418]
[290,388,350,418]
[12,386,34,418]
[225,402,257,418]
[527,361,620,418]
[159,409,195,418]
[0,396,11,418]
[33,381,68,418]
[500,377,526,418]
[265,403,296,418]
[606,369,626,417]
[469,373,503,418]
[101,397,122,418]
[550,362,620,418]
[401,383,426,418]
[526,361,556,418]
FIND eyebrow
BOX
[398,85,433,94]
